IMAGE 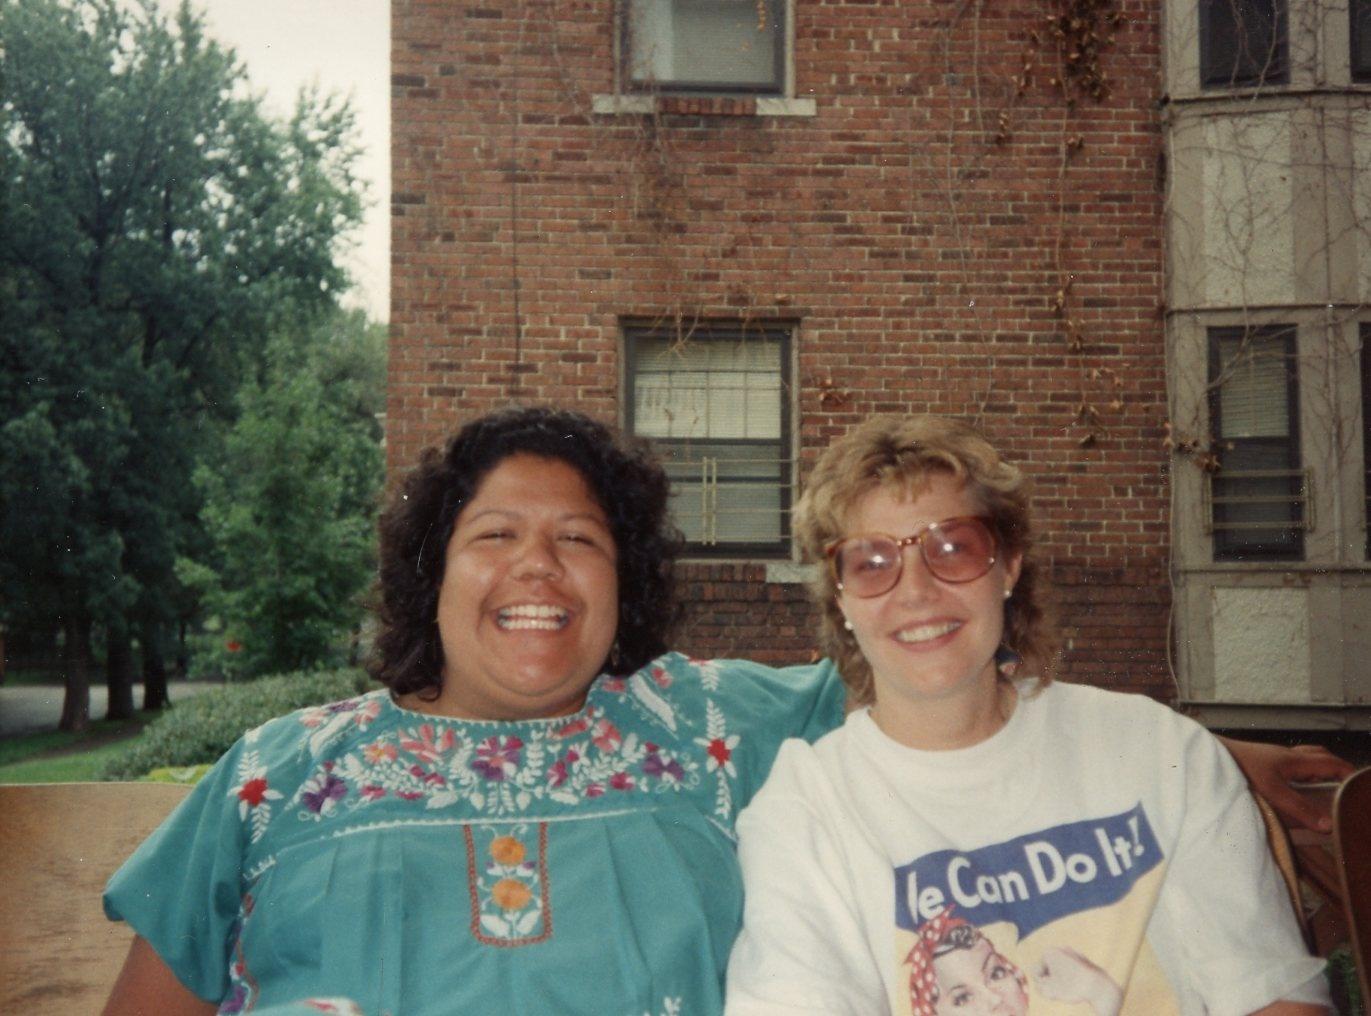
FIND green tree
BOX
[187,310,384,681]
[0,0,364,728]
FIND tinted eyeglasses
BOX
[825,516,999,598]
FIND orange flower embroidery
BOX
[491,878,532,911]
[489,835,526,865]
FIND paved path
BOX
[0,681,218,738]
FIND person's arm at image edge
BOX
[1217,737,1354,832]
[103,935,217,1016]
[1248,1003,1329,1015]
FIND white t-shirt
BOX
[725,680,1328,1016]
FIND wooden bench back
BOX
[0,782,190,1015]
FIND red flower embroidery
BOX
[237,777,269,807]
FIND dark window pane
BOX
[1355,0,1371,81]
[1201,0,1288,87]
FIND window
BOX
[1207,326,1304,560]
[625,323,791,556]
[622,0,785,94]
[1199,0,1288,88]
[1354,0,1371,82]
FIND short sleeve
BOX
[690,656,846,811]
[726,740,884,1015]
[1153,716,1330,1015]
[103,736,254,1003]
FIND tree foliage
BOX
[185,311,385,680]
[0,0,366,727]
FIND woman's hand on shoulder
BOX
[1218,737,1355,833]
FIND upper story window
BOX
[1354,0,1371,82]
[622,0,786,94]
[1199,0,1288,88]
[625,322,791,557]
[1207,326,1305,560]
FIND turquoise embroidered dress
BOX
[105,654,843,1016]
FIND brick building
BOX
[389,0,1370,721]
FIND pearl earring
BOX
[1003,589,1012,600]
[843,619,853,631]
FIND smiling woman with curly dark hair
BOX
[102,405,845,1016]
[371,406,682,698]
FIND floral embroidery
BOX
[220,893,259,1014]
[641,743,686,783]
[466,824,552,946]
[400,723,455,764]
[471,735,523,781]
[299,764,348,818]
[300,696,381,758]
[590,717,622,752]
[302,1001,365,1015]
[230,752,282,843]
[696,698,739,820]
[300,703,701,820]
[693,656,722,691]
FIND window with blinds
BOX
[625,323,791,556]
[1206,325,1305,560]
[1199,0,1288,88]
[622,0,785,94]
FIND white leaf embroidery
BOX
[630,673,677,732]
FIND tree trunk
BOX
[105,619,136,720]
[58,614,92,732]
[141,619,170,711]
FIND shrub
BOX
[100,668,373,780]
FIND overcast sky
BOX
[165,0,391,321]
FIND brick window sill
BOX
[591,94,816,117]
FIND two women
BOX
[104,408,1344,1015]
[725,416,1330,1014]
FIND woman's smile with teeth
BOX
[894,620,961,644]
[496,604,570,630]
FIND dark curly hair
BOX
[370,407,682,696]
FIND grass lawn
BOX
[0,715,148,783]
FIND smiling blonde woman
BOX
[726,415,1332,1016]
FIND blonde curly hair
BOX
[794,415,1057,704]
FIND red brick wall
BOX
[390,0,1173,697]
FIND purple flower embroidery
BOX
[472,735,523,781]
[302,773,348,813]
[642,749,685,783]
[221,985,247,1014]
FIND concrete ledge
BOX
[591,94,816,117]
